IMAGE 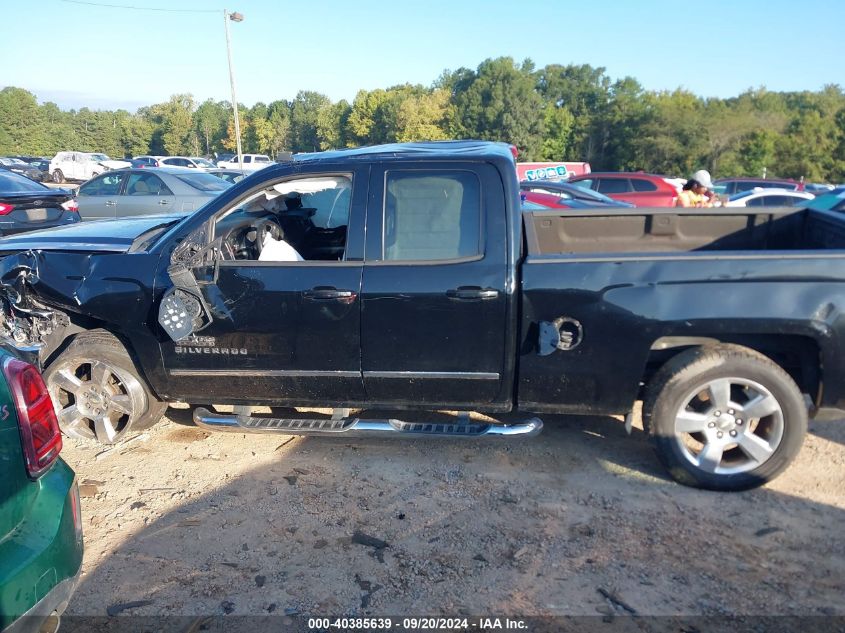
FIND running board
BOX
[192,407,543,438]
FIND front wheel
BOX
[43,331,166,444]
[643,344,807,491]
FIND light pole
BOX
[223,9,244,171]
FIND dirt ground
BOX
[59,404,845,621]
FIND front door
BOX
[158,167,368,406]
[360,162,510,408]
[76,172,125,220]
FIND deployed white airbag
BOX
[258,234,304,262]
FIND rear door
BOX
[360,162,510,407]
[122,171,175,216]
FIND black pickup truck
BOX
[0,141,842,490]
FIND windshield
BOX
[176,173,233,193]
[192,158,216,168]
[0,158,28,166]
[89,153,110,162]
[0,170,50,193]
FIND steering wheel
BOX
[249,218,284,257]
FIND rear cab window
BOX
[382,171,482,261]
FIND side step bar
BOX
[192,407,543,439]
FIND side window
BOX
[78,173,123,196]
[631,178,658,192]
[214,174,353,262]
[597,178,631,194]
[571,179,594,190]
[125,172,173,196]
[383,171,481,262]
[243,156,252,163]
[736,181,758,193]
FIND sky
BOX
[4,0,845,112]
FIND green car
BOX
[0,352,83,633]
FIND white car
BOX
[50,152,131,183]
[217,153,273,172]
[157,156,217,171]
[724,188,815,207]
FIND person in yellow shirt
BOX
[676,169,715,207]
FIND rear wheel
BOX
[643,344,807,491]
[43,331,166,444]
[52,169,64,184]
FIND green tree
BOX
[157,94,195,155]
[452,57,545,159]
[289,91,332,152]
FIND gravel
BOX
[61,406,845,617]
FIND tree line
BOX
[2,57,844,182]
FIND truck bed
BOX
[518,206,845,416]
[524,207,845,255]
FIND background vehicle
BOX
[520,180,634,207]
[724,189,815,207]
[567,172,680,206]
[157,156,217,170]
[0,350,83,633]
[0,158,45,183]
[132,156,162,168]
[806,185,845,212]
[76,167,232,220]
[207,168,249,185]
[49,152,131,184]
[715,177,802,195]
[216,153,273,171]
[0,170,79,236]
[0,141,840,493]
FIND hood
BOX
[0,213,183,253]
[100,159,132,169]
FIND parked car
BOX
[0,170,79,236]
[216,153,273,172]
[0,140,841,493]
[804,183,835,195]
[714,177,802,196]
[75,167,232,220]
[520,180,634,207]
[0,349,84,633]
[132,156,163,168]
[805,186,845,212]
[724,189,815,207]
[157,156,217,170]
[0,157,46,183]
[49,152,131,184]
[521,191,579,209]
[567,172,681,206]
[207,168,249,185]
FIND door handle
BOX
[158,199,170,205]
[105,201,116,207]
[447,287,499,300]
[303,287,357,301]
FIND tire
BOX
[643,344,807,491]
[43,331,166,444]
[52,169,64,184]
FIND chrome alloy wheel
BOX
[673,377,785,475]
[47,359,146,443]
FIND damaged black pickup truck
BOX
[0,141,843,490]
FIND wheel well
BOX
[642,335,822,406]
[43,316,164,402]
